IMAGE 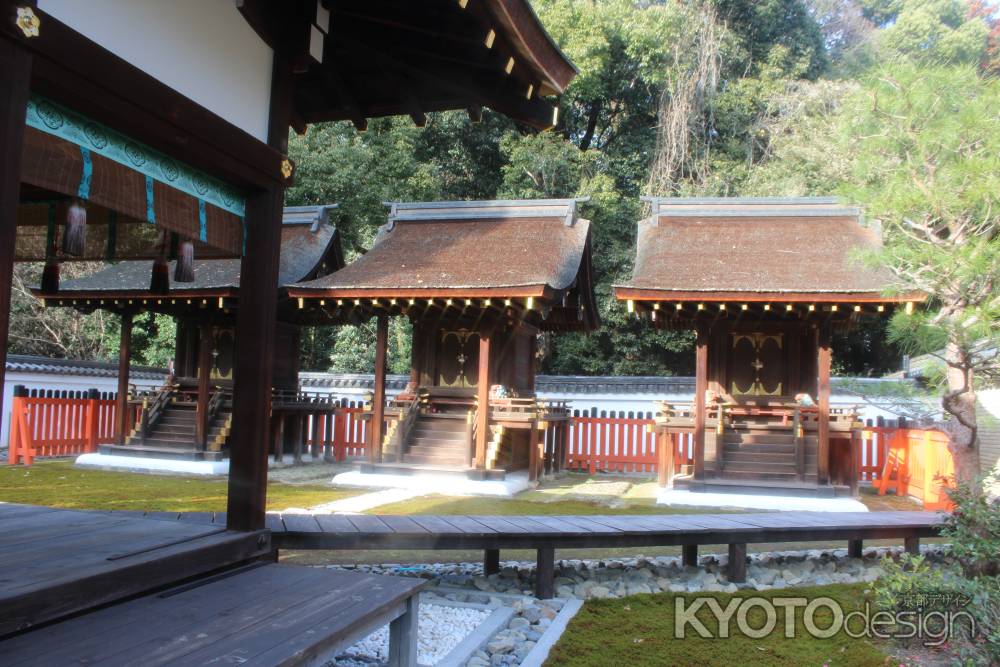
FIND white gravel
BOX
[336,602,489,665]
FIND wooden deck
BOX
[0,503,269,636]
[265,510,945,598]
[0,504,425,665]
[0,563,424,666]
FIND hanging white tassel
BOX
[174,238,194,282]
[62,199,87,256]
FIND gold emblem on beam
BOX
[16,7,40,38]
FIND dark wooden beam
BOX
[817,323,832,485]
[693,322,708,480]
[0,33,31,449]
[115,312,133,445]
[196,322,213,448]
[475,333,491,469]
[226,51,295,533]
[369,314,389,463]
[0,1,287,189]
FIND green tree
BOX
[878,0,989,65]
[845,63,1000,482]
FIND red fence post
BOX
[84,388,99,453]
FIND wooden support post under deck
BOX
[817,324,832,485]
[369,314,389,464]
[115,312,134,445]
[904,536,920,555]
[848,539,863,559]
[484,549,500,576]
[0,41,31,446]
[226,53,293,533]
[388,595,419,667]
[535,547,555,599]
[682,544,698,567]
[693,323,708,480]
[195,323,212,448]
[728,543,747,583]
[475,333,491,469]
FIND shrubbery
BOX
[872,474,1000,665]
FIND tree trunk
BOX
[942,340,981,485]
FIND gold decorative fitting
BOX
[16,7,40,38]
[280,158,294,179]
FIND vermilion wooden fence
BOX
[295,404,367,461]
[7,387,124,465]
[875,428,954,511]
[563,410,694,474]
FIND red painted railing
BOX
[297,405,367,461]
[563,411,694,474]
[7,388,126,465]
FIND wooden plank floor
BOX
[0,563,425,666]
[264,510,946,551]
[0,503,269,637]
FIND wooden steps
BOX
[715,426,819,486]
[399,414,470,468]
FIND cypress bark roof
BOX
[290,200,591,295]
[616,198,898,299]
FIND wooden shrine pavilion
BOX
[31,205,343,462]
[287,199,600,480]
[1,1,577,662]
[615,197,923,497]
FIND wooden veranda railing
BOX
[7,386,137,464]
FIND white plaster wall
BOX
[38,0,273,141]
[2,370,163,448]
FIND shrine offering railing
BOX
[298,401,367,461]
[563,409,694,475]
[7,386,130,464]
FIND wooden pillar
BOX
[848,539,863,559]
[0,39,31,447]
[658,431,675,488]
[682,544,698,568]
[904,536,920,555]
[409,323,421,386]
[484,548,500,576]
[693,323,708,480]
[475,333,491,469]
[728,542,747,583]
[115,313,134,445]
[369,314,388,463]
[817,324,832,485]
[226,52,293,533]
[195,323,212,448]
[535,547,555,599]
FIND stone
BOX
[468,658,489,667]
[627,583,653,595]
[514,641,536,660]
[556,585,574,599]
[522,607,543,623]
[668,583,687,593]
[509,617,530,631]
[526,630,543,642]
[590,586,612,599]
[473,577,492,591]
[487,636,515,654]
[536,617,552,630]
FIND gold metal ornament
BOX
[16,7,40,38]
[280,159,294,179]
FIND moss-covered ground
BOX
[0,460,361,512]
[547,583,892,667]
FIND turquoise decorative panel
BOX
[25,95,246,218]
